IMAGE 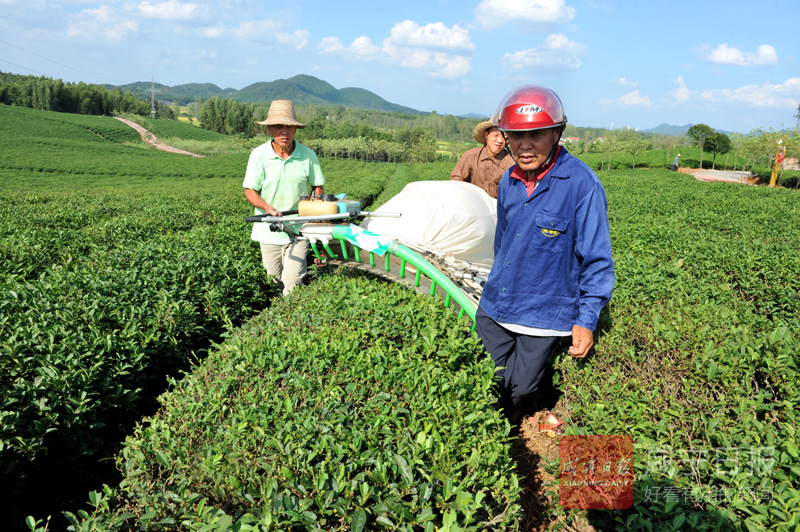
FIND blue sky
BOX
[1,0,798,133]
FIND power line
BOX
[36,34,117,72]
[0,38,120,84]
[0,58,48,77]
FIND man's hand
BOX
[568,325,594,358]
[245,188,281,216]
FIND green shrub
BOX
[139,117,229,142]
[0,190,276,477]
[549,170,800,531]
[7,104,800,531]
[0,104,279,514]
[76,269,520,531]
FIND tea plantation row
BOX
[59,172,800,531]
[3,105,799,530]
[0,104,440,529]
[77,270,520,531]
[553,174,800,530]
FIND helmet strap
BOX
[526,130,561,180]
[542,140,560,169]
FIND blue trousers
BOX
[475,306,559,407]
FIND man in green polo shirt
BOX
[243,100,325,295]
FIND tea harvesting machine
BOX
[245,182,497,327]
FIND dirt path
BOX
[511,406,598,532]
[678,167,754,185]
[114,117,204,157]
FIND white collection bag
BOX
[363,181,497,269]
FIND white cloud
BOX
[106,20,139,41]
[318,36,381,58]
[382,46,470,78]
[390,20,473,50]
[501,33,584,70]
[202,20,309,50]
[435,53,471,78]
[318,36,343,53]
[68,6,139,41]
[700,43,779,67]
[136,1,200,20]
[669,76,800,110]
[68,2,202,42]
[671,75,690,101]
[274,29,310,50]
[700,78,800,108]
[349,36,382,57]
[619,89,650,107]
[231,19,283,38]
[475,0,576,30]
[201,25,224,38]
[318,20,473,78]
[614,77,638,88]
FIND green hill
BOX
[112,81,237,103]
[115,74,421,114]
[639,123,693,136]
[640,123,739,136]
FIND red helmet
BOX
[492,85,567,132]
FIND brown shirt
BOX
[450,146,515,198]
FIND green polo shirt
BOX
[243,140,326,245]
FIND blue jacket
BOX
[479,148,614,332]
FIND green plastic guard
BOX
[329,225,477,329]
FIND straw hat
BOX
[472,120,496,144]
[255,99,306,128]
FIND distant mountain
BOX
[113,81,237,102]
[114,74,421,115]
[640,123,739,136]
[639,123,693,135]
[235,75,421,114]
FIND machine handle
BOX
[245,209,298,223]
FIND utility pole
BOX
[146,76,161,119]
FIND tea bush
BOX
[367,160,451,209]
[6,105,800,531]
[0,186,279,474]
[0,104,454,511]
[68,270,521,531]
[0,104,249,183]
[139,117,229,142]
[318,160,396,209]
[0,105,277,521]
[549,170,800,531]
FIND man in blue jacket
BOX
[477,85,615,424]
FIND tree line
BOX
[0,74,452,163]
[0,72,167,117]
[566,122,798,178]
[3,72,797,174]
[682,124,798,175]
[196,96,446,162]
